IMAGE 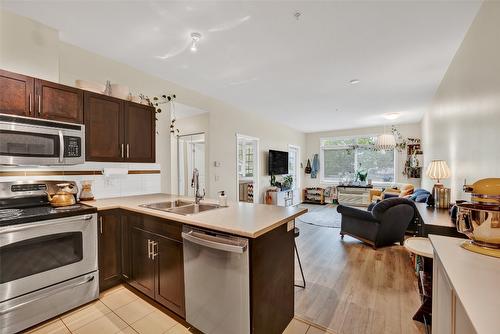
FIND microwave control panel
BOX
[64,136,82,157]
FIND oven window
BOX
[0,130,59,157]
[0,232,83,284]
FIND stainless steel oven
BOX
[0,114,85,166]
[0,213,98,334]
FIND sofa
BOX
[369,183,415,202]
[337,197,416,249]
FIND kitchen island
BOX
[86,193,307,334]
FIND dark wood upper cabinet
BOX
[98,211,122,292]
[0,69,34,117]
[35,80,83,124]
[124,103,155,162]
[1,68,156,163]
[84,92,124,162]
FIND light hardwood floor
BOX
[293,219,425,334]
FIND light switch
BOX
[287,220,295,232]
[214,161,221,167]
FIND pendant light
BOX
[376,133,396,151]
[376,113,399,151]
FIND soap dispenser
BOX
[218,191,227,207]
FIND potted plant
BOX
[282,175,293,190]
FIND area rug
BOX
[296,203,341,228]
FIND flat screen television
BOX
[268,150,289,175]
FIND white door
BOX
[178,133,206,196]
[236,134,259,203]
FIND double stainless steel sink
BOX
[139,200,221,215]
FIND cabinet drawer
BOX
[127,212,182,242]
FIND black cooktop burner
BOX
[0,203,97,227]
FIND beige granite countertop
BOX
[84,193,307,238]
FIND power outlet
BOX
[287,220,295,232]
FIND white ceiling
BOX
[3,1,481,132]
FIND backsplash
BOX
[0,162,161,199]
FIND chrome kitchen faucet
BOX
[191,168,205,204]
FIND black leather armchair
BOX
[337,197,416,249]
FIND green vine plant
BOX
[139,93,179,135]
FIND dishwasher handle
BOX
[182,230,247,254]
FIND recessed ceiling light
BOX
[349,79,360,85]
[190,32,201,52]
[383,112,401,120]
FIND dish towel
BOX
[311,154,319,178]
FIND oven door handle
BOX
[0,214,94,234]
[58,130,64,163]
[0,274,95,315]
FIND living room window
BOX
[288,145,300,189]
[320,136,395,183]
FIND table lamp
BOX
[426,160,451,207]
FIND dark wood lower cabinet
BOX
[155,235,185,316]
[129,226,156,299]
[98,210,185,317]
[97,209,294,332]
[98,211,122,291]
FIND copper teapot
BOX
[46,183,77,207]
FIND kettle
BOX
[46,183,77,207]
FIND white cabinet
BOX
[432,253,476,334]
[268,189,296,207]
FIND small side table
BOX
[404,237,433,258]
[404,237,433,333]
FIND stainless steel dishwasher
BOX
[182,226,250,334]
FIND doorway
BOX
[236,134,259,203]
[177,133,206,197]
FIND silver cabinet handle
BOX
[121,144,124,158]
[152,241,158,260]
[147,239,150,259]
[99,216,103,234]
[29,94,32,114]
[126,144,130,158]
[38,95,41,115]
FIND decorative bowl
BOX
[110,84,130,100]
[75,80,105,94]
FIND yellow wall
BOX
[421,1,500,200]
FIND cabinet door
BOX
[84,92,124,161]
[155,235,185,317]
[0,69,34,117]
[129,227,155,299]
[121,213,133,282]
[124,102,155,162]
[98,211,122,291]
[35,79,83,123]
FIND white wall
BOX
[0,10,59,81]
[304,123,422,188]
[208,109,306,203]
[0,9,306,202]
[421,1,500,201]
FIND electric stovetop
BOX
[0,203,97,227]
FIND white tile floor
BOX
[25,284,334,334]
[25,285,189,334]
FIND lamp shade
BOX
[426,160,451,182]
[375,133,396,151]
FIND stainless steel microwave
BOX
[0,114,85,166]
